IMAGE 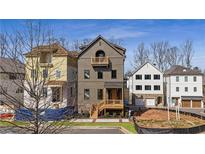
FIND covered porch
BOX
[45,81,67,109]
[90,82,124,119]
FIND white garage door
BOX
[146,99,155,106]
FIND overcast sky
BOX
[1,19,205,72]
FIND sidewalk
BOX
[70,118,130,123]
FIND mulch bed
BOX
[135,109,205,128]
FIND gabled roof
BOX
[0,57,25,74]
[24,43,78,58]
[78,35,126,58]
[129,62,162,77]
[79,42,126,52]
[164,65,203,76]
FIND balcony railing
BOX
[40,62,53,67]
[91,56,109,66]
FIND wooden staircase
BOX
[90,100,123,119]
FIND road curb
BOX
[68,126,132,134]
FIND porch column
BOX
[190,100,193,108]
[122,88,124,116]
[122,88,124,102]
[103,88,106,101]
[201,100,204,108]
[61,86,63,107]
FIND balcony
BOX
[40,62,53,67]
[91,56,109,66]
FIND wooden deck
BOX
[90,100,123,119]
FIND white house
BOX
[127,62,164,107]
[164,65,204,108]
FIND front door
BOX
[52,87,61,102]
[107,88,122,100]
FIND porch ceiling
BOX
[104,82,123,88]
[45,80,66,86]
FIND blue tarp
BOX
[15,106,74,121]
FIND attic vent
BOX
[99,41,101,46]
[183,69,187,72]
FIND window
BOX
[96,50,105,57]
[43,69,48,78]
[84,89,90,100]
[0,100,4,105]
[84,70,90,79]
[176,87,179,92]
[97,71,103,79]
[194,87,197,92]
[136,85,142,90]
[9,73,17,80]
[56,70,61,78]
[31,69,36,78]
[52,87,60,102]
[145,74,151,80]
[184,76,188,82]
[193,76,197,82]
[40,53,52,63]
[185,87,188,92]
[111,70,117,79]
[42,87,47,97]
[16,87,23,93]
[154,74,160,80]
[145,85,151,90]
[70,87,74,97]
[135,75,142,80]
[97,89,103,100]
[176,76,179,82]
[154,85,160,91]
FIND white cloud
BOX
[89,26,147,39]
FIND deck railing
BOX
[91,57,109,65]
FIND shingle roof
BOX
[128,62,162,77]
[164,65,203,76]
[78,35,126,58]
[0,57,25,74]
[24,43,78,58]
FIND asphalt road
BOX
[60,128,124,134]
[0,127,125,134]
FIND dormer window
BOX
[96,50,105,57]
[40,52,52,63]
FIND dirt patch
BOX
[135,109,205,128]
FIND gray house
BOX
[0,57,25,109]
[77,35,126,118]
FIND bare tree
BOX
[70,38,91,51]
[0,21,74,134]
[166,46,182,67]
[150,41,169,72]
[133,42,150,68]
[109,37,124,46]
[181,40,194,68]
[0,33,7,57]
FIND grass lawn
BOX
[0,121,28,127]
[62,122,136,133]
[0,120,136,134]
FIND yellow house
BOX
[24,43,78,109]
